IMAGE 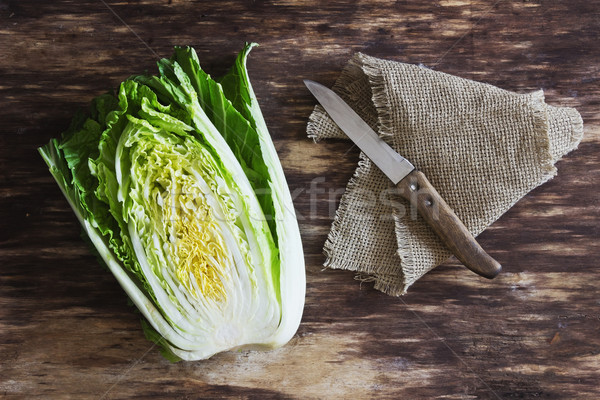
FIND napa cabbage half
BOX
[38,43,305,361]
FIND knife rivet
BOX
[424,198,433,207]
[409,183,418,191]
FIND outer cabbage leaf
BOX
[218,43,305,346]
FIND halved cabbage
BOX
[39,44,305,360]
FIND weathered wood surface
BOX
[1,1,599,398]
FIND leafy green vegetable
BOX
[39,43,305,361]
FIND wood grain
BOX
[1,0,599,399]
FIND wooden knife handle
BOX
[396,170,501,279]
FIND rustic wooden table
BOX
[2,1,599,398]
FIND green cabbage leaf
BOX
[39,43,305,361]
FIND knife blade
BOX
[304,79,501,279]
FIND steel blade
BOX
[304,80,414,184]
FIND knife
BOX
[304,80,501,279]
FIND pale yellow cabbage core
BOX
[162,190,230,303]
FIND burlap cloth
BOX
[307,53,583,295]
